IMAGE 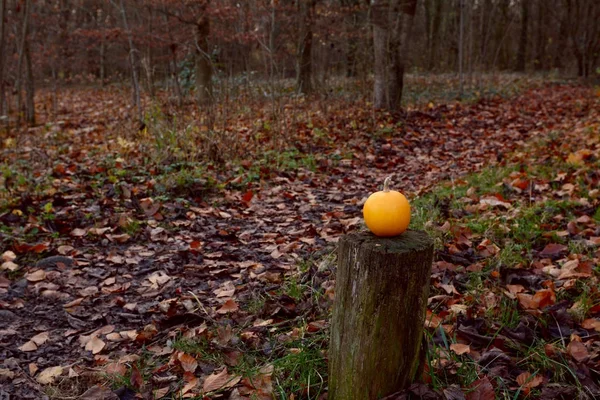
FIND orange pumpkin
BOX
[363,176,411,237]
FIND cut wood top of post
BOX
[343,230,433,254]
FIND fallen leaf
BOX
[539,243,567,258]
[85,336,106,354]
[203,367,241,393]
[217,299,239,314]
[71,228,88,237]
[466,376,495,400]
[19,341,38,352]
[31,331,50,346]
[181,374,198,395]
[566,340,588,362]
[178,352,198,373]
[450,343,471,355]
[36,366,63,384]
[25,270,46,282]
[1,250,17,262]
[1,260,19,271]
[516,371,543,394]
[130,364,143,389]
[581,318,600,331]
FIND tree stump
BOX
[329,231,434,400]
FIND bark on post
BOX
[329,231,434,400]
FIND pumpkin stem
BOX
[383,176,392,192]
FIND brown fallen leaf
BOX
[466,376,495,400]
[450,343,471,355]
[566,340,588,363]
[581,318,600,332]
[203,367,242,393]
[217,299,239,314]
[36,366,63,384]
[79,385,119,400]
[180,373,198,396]
[71,228,88,237]
[19,340,38,352]
[130,364,144,389]
[28,363,38,375]
[1,260,19,271]
[85,336,106,354]
[1,250,16,261]
[25,269,46,282]
[539,243,568,258]
[31,331,50,346]
[516,371,543,394]
[178,352,198,373]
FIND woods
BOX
[0,0,598,124]
[1,1,600,400]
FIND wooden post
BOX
[329,231,434,400]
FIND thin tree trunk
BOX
[427,0,442,70]
[534,0,545,71]
[118,0,142,122]
[554,0,570,70]
[16,0,32,128]
[458,0,464,97]
[515,0,528,71]
[0,0,7,116]
[297,0,315,94]
[24,40,35,125]
[195,1,212,105]
[100,34,106,84]
[163,10,183,106]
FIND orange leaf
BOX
[516,372,543,394]
[217,299,239,314]
[178,353,198,373]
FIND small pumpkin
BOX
[363,176,411,237]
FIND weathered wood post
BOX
[329,230,434,400]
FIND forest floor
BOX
[0,79,599,400]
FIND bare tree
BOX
[16,0,35,126]
[372,0,418,110]
[515,0,528,71]
[195,0,212,105]
[0,0,6,117]
[297,0,316,94]
[116,0,142,122]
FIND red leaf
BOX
[242,190,254,203]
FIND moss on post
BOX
[329,231,434,400]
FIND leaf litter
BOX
[0,84,599,399]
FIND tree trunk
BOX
[427,0,442,70]
[458,0,464,97]
[100,33,106,85]
[0,0,7,116]
[515,0,528,71]
[195,1,212,105]
[372,0,418,111]
[118,0,142,122]
[554,0,570,70]
[534,0,545,70]
[297,0,315,94]
[329,231,434,400]
[25,40,35,125]
[16,0,32,128]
